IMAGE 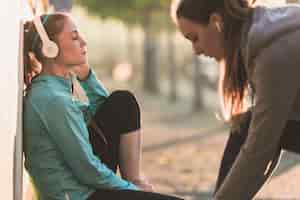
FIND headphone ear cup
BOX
[42,40,59,58]
[33,15,59,59]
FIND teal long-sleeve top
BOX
[23,70,138,200]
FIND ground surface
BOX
[137,93,300,200]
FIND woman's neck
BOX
[41,63,71,79]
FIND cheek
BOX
[59,43,80,58]
[195,30,212,54]
[205,37,217,53]
[203,32,223,57]
[56,44,85,66]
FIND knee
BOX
[110,90,134,98]
[110,90,138,108]
[109,90,141,132]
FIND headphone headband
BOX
[32,14,59,58]
[32,15,49,51]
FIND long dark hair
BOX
[23,13,67,86]
[176,0,256,121]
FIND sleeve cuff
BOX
[77,69,92,82]
[78,69,109,97]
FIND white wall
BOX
[0,0,24,199]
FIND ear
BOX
[209,13,224,33]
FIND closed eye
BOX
[71,30,79,40]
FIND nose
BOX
[79,36,87,48]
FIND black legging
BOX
[214,110,300,196]
[87,90,183,200]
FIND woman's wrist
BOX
[77,68,92,81]
[72,63,91,81]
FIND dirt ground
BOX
[137,93,300,200]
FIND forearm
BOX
[78,69,109,115]
[214,143,279,200]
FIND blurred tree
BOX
[75,0,172,94]
[164,5,178,102]
[167,1,180,102]
[167,30,178,102]
[286,0,300,2]
[193,56,204,111]
[28,0,49,14]
[49,0,73,12]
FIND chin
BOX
[77,59,87,65]
[67,61,86,67]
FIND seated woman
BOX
[23,13,183,200]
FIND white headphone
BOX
[32,15,59,58]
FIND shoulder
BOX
[246,5,300,59]
[25,86,76,115]
[241,5,300,77]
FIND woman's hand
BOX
[132,178,155,192]
[71,63,90,81]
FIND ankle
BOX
[130,176,150,185]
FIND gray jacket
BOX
[215,5,300,200]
